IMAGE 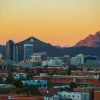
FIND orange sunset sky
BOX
[0,0,100,46]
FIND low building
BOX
[13,73,27,79]
[30,52,47,62]
[43,94,59,100]
[94,91,100,100]
[71,54,84,66]
[30,52,47,66]
[0,95,44,100]
[22,80,47,88]
[57,91,90,100]
[0,84,15,88]
[42,59,63,67]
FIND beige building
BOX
[30,52,47,63]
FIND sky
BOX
[0,0,100,46]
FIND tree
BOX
[8,65,17,72]
[22,84,40,95]
[25,67,29,73]
[46,70,49,75]
[38,80,40,88]
[50,73,53,77]
[0,77,3,83]
[99,73,100,81]
[66,69,71,75]
[48,83,53,90]
[27,71,34,80]
[6,72,14,84]
[53,70,57,75]
[13,79,23,88]
[69,82,77,92]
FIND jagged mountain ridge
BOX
[1,32,100,57]
[74,31,100,47]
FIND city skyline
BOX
[0,0,100,46]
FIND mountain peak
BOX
[95,31,100,36]
[74,31,100,47]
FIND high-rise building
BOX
[14,37,34,62]
[14,44,34,62]
[24,44,33,61]
[6,40,15,60]
[14,45,24,62]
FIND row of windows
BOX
[65,95,80,98]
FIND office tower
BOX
[14,37,34,62]
[14,45,24,62]
[6,40,15,60]
[24,44,33,61]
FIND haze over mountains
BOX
[74,31,100,47]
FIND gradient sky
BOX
[0,0,100,46]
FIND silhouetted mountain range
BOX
[74,31,100,47]
[1,32,100,57]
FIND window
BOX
[64,95,66,97]
[84,94,86,98]
[53,97,58,100]
[72,95,74,97]
[43,84,46,87]
[68,95,70,97]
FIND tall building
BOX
[24,44,33,61]
[13,37,36,62]
[14,45,24,62]
[6,40,15,60]
[14,37,34,62]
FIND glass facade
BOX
[14,45,24,62]
[24,44,33,61]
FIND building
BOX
[71,54,84,66]
[31,52,47,62]
[14,44,24,62]
[42,59,63,67]
[30,52,47,66]
[57,91,90,100]
[13,73,27,80]
[14,37,34,62]
[0,53,2,60]
[24,44,33,61]
[44,94,60,100]
[94,91,100,100]
[22,80,47,88]
[6,40,15,60]
[84,56,97,63]
[62,55,71,66]
[0,95,44,100]
[33,74,100,87]
[14,44,33,62]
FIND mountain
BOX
[1,36,100,57]
[16,37,61,56]
[74,31,100,47]
[55,45,62,48]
